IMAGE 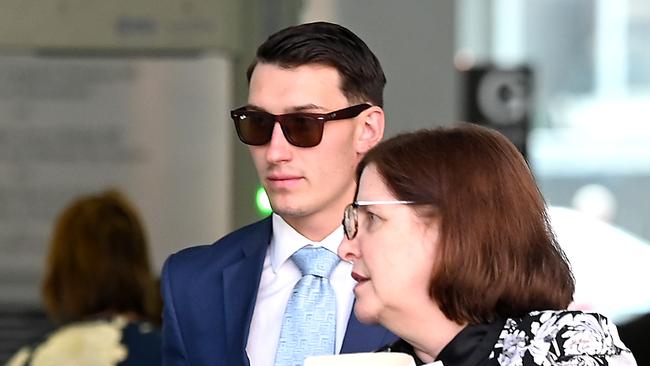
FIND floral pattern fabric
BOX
[490,311,636,366]
[379,310,636,366]
[6,316,162,366]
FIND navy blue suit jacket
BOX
[161,217,397,366]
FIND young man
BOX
[161,22,396,366]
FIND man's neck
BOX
[283,210,343,242]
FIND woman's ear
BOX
[355,106,385,154]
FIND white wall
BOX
[0,53,232,303]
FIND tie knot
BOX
[291,246,340,278]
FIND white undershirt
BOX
[245,214,356,366]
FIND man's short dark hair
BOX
[247,21,386,107]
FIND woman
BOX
[338,124,636,366]
[7,190,162,366]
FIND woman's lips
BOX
[351,272,369,283]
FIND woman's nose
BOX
[338,236,359,263]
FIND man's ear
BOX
[355,106,385,154]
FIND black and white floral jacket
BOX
[379,310,637,366]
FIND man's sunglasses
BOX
[230,103,371,148]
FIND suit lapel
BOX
[222,217,272,365]
[215,217,395,362]
[340,306,397,353]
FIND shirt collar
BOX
[270,213,344,273]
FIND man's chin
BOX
[270,204,308,218]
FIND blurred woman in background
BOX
[7,189,161,366]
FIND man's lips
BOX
[266,174,303,187]
[267,172,303,181]
[268,175,301,181]
[351,272,369,283]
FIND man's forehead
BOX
[247,64,348,113]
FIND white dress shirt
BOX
[245,214,356,366]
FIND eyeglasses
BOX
[230,103,371,148]
[343,200,417,240]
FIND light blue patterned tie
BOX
[274,246,340,366]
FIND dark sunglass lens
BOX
[235,112,274,145]
[282,115,323,147]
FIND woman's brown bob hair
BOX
[42,190,160,324]
[356,124,574,324]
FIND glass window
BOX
[458,0,650,323]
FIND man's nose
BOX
[265,122,292,162]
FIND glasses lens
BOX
[281,115,323,148]
[343,204,357,240]
[233,111,275,145]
